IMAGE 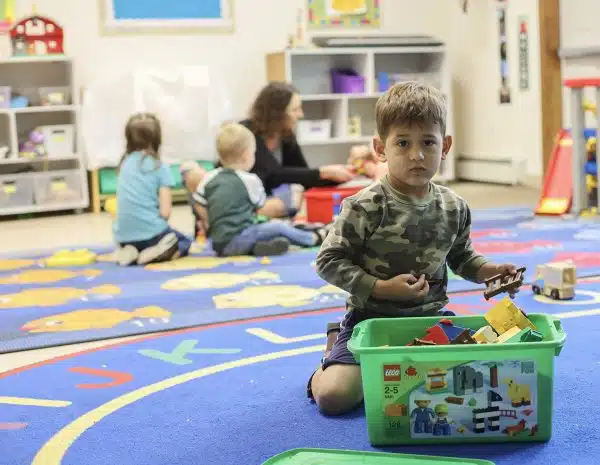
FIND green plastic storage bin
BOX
[347,314,566,446]
[262,448,495,464]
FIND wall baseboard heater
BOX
[456,156,518,185]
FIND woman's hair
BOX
[119,112,162,171]
[249,82,298,137]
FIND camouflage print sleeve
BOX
[446,204,489,282]
[316,199,379,302]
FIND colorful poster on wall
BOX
[497,1,511,104]
[307,0,380,28]
[0,0,15,32]
[100,0,234,34]
[518,16,530,91]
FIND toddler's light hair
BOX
[375,81,447,141]
[216,122,255,164]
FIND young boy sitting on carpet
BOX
[191,122,331,257]
[113,113,193,266]
[307,81,522,416]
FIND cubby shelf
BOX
[0,56,89,216]
[266,44,454,182]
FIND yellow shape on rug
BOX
[214,284,344,309]
[0,269,102,285]
[21,306,170,333]
[162,271,280,290]
[0,259,36,271]
[0,285,121,309]
[145,256,256,271]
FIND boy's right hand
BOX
[372,274,430,301]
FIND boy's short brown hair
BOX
[375,81,447,141]
[216,122,255,164]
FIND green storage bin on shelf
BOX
[347,313,566,446]
[262,448,495,464]
[98,160,215,195]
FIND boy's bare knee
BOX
[312,365,363,416]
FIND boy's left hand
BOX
[495,263,518,277]
[493,263,521,297]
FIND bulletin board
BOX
[307,0,380,29]
[100,0,234,35]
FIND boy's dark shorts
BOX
[306,308,456,400]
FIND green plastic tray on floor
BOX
[262,449,494,464]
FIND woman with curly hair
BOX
[183,82,353,224]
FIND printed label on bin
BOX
[381,360,538,439]
[2,183,16,194]
[51,181,67,192]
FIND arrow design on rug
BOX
[138,340,242,365]
[68,367,134,389]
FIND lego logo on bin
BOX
[383,365,401,381]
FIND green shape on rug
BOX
[138,339,242,365]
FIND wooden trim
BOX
[266,52,286,82]
[90,168,101,214]
[538,0,562,179]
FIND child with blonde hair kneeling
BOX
[193,122,330,256]
[114,113,192,266]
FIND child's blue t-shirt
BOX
[113,152,174,243]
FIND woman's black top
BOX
[239,119,336,195]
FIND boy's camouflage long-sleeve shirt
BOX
[316,176,489,317]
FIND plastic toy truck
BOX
[531,261,576,300]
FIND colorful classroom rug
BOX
[0,279,598,465]
[1,207,600,353]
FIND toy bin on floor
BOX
[304,186,364,223]
[262,448,495,464]
[347,313,566,446]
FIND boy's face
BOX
[241,139,257,171]
[374,122,452,192]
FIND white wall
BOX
[559,0,600,127]
[445,0,543,180]
[12,0,547,178]
[15,0,452,119]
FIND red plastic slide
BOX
[535,129,573,215]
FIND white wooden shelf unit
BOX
[266,45,454,182]
[0,56,89,216]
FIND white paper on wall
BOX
[81,66,232,169]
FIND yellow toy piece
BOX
[473,325,498,344]
[104,196,117,217]
[484,296,536,336]
[584,100,597,115]
[43,249,97,267]
[586,136,597,154]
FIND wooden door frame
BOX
[538,0,562,179]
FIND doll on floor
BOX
[347,144,388,181]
